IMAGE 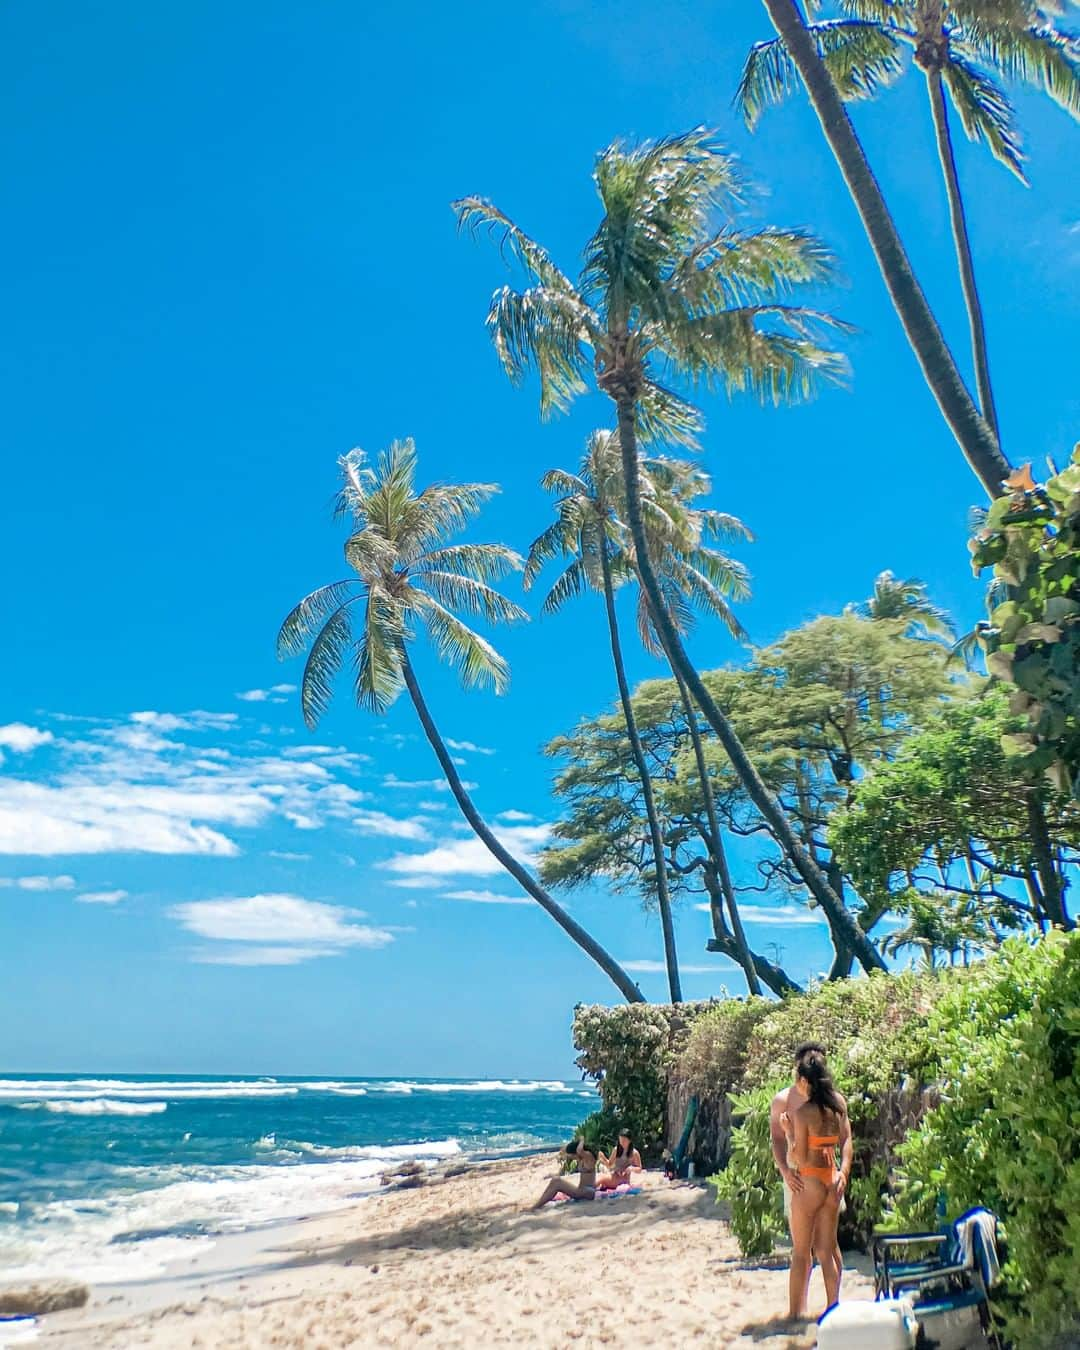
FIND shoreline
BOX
[30,1153,875,1348]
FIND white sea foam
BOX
[282,1138,461,1162]
[17,1100,168,1117]
[368,1080,573,1095]
[0,1080,300,1102]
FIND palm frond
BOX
[672,227,838,310]
[354,590,406,714]
[539,557,595,615]
[635,379,704,448]
[944,45,1027,178]
[299,594,363,728]
[452,195,579,293]
[402,481,500,556]
[487,285,593,418]
[416,571,529,625]
[412,592,512,693]
[737,21,906,129]
[659,306,851,404]
[414,542,523,583]
[277,580,357,659]
[962,18,1080,117]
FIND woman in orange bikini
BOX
[788,1051,847,1319]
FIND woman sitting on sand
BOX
[532,1139,597,1208]
[788,1051,847,1320]
[597,1130,641,1191]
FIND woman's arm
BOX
[630,1149,642,1170]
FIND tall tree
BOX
[278,439,644,1003]
[525,430,683,1000]
[455,129,887,975]
[740,0,1080,446]
[754,0,1013,496]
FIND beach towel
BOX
[956,1208,1001,1287]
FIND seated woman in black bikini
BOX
[788,1051,848,1319]
[532,1139,597,1208]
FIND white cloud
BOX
[0,724,54,753]
[496,809,534,823]
[169,894,394,962]
[383,774,478,792]
[445,739,495,756]
[441,889,532,906]
[379,823,550,879]
[268,850,312,862]
[236,685,296,704]
[694,902,828,928]
[353,810,430,841]
[417,800,446,812]
[0,711,370,857]
[621,959,721,975]
[77,889,128,905]
[0,874,76,891]
[387,877,432,890]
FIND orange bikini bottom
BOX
[801,1165,837,1185]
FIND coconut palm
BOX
[740,0,1080,447]
[525,431,683,1001]
[849,570,957,639]
[455,133,887,975]
[277,438,643,1004]
[753,0,1013,497]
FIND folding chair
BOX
[873,1207,1003,1350]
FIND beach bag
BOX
[817,1298,918,1350]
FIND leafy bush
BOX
[711,1083,787,1257]
[711,970,948,1252]
[894,932,1080,1349]
[572,1000,711,1154]
[679,997,773,1096]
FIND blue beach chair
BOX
[873,1207,1003,1349]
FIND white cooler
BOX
[817,1298,918,1350]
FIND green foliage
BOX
[572,1001,711,1155]
[972,449,1080,800]
[893,932,1080,1348]
[679,998,773,1096]
[711,1084,788,1258]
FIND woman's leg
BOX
[811,1197,842,1310]
[788,1181,824,1318]
[532,1177,591,1209]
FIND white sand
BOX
[33,1155,873,1348]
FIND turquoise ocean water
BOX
[0,1074,598,1284]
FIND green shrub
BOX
[711,1082,787,1258]
[572,1000,711,1155]
[894,932,1080,1349]
[679,997,773,1097]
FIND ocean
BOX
[0,1074,599,1285]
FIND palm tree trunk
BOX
[399,647,645,1003]
[670,667,761,995]
[611,389,888,975]
[759,0,1011,499]
[598,540,682,1001]
[925,68,1000,444]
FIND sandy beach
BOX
[31,1154,874,1349]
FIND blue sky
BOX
[1,1,1077,1077]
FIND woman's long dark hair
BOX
[797,1051,845,1119]
[614,1130,633,1162]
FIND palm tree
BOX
[277,438,644,1004]
[740,0,1080,448]
[752,0,1013,497]
[525,430,683,1001]
[849,570,957,639]
[455,131,888,975]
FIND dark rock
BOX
[0,1280,90,1315]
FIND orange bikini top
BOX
[808,1134,839,1150]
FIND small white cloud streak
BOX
[168,894,394,956]
[378,824,550,879]
[354,810,430,841]
[621,959,722,975]
[0,874,76,891]
[441,889,532,906]
[445,739,495,756]
[77,890,128,905]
